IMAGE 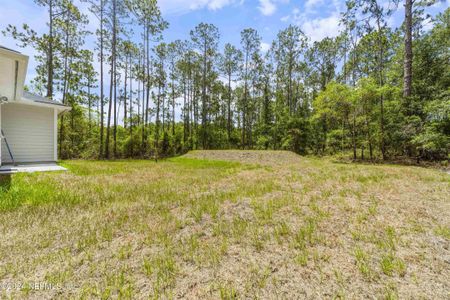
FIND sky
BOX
[0,0,354,67]
[0,0,448,120]
[1,0,448,83]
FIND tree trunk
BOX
[99,0,104,159]
[144,23,151,152]
[352,114,357,160]
[112,0,117,158]
[113,60,117,158]
[183,75,187,144]
[365,108,373,160]
[227,73,232,144]
[88,78,92,132]
[59,12,70,159]
[105,57,114,159]
[242,51,249,149]
[201,41,208,149]
[137,55,141,127]
[376,17,386,161]
[155,84,161,160]
[172,69,175,137]
[124,54,128,129]
[129,59,133,157]
[47,0,54,99]
[403,0,413,98]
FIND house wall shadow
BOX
[0,175,12,191]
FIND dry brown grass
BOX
[0,151,449,299]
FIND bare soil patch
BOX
[185,150,303,166]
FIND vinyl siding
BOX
[0,56,15,101]
[1,103,55,163]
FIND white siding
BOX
[0,56,16,101]
[1,103,55,163]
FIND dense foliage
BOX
[4,0,449,161]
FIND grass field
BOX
[0,151,449,299]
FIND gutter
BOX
[13,99,72,114]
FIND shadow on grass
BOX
[0,175,11,191]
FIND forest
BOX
[3,0,449,161]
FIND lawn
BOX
[0,151,449,299]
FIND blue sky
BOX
[0,0,448,84]
[160,0,350,50]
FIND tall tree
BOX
[153,42,167,159]
[82,0,108,158]
[127,0,167,155]
[273,25,306,114]
[359,0,394,160]
[220,43,242,143]
[190,23,220,149]
[56,0,89,158]
[240,28,261,148]
[403,0,413,97]
[307,37,340,91]
[167,41,182,137]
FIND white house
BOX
[0,46,70,171]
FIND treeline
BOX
[4,0,449,161]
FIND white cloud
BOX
[281,7,298,22]
[301,12,342,42]
[305,0,324,10]
[207,0,236,10]
[259,0,290,17]
[282,0,343,43]
[159,0,243,15]
[258,0,276,16]
[260,42,271,52]
[280,15,290,22]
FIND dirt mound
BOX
[184,150,302,166]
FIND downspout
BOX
[14,60,19,100]
[0,94,8,166]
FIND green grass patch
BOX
[0,173,80,211]
[434,226,450,239]
[1,157,244,212]
[380,253,406,277]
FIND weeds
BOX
[0,152,447,299]
[144,251,177,297]
[434,226,450,239]
[383,282,399,300]
[252,200,275,224]
[218,283,239,300]
[354,247,373,280]
[274,221,291,244]
[293,217,318,250]
[295,250,309,266]
[117,243,132,260]
[380,253,406,277]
